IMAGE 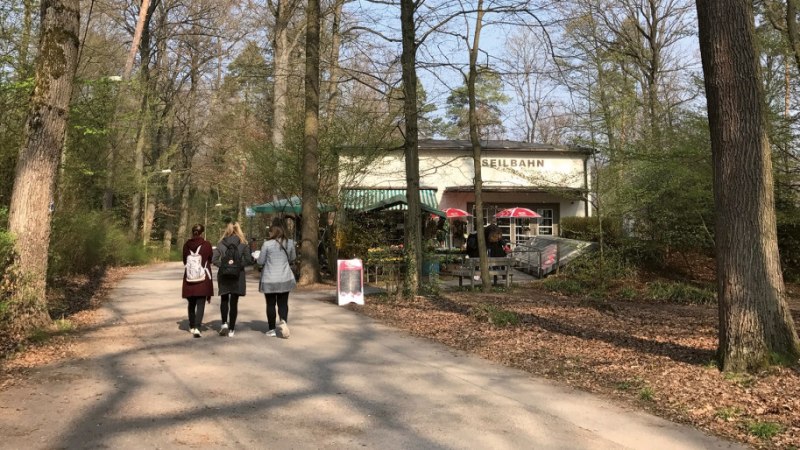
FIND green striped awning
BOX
[342,189,445,217]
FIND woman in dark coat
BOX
[212,221,255,337]
[182,224,214,338]
[485,224,510,257]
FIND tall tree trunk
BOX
[300,0,321,285]
[696,0,800,372]
[177,178,190,241]
[124,0,152,81]
[129,2,156,237]
[7,0,80,335]
[467,0,490,291]
[400,0,421,296]
[106,0,159,211]
[786,0,800,75]
[130,93,149,236]
[324,0,344,123]
[271,0,292,150]
[18,0,35,77]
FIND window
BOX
[537,209,554,235]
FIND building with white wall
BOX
[341,139,594,245]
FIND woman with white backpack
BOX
[182,224,214,337]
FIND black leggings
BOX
[265,292,289,330]
[220,294,240,330]
[187,297,206,329]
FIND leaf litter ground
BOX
[342,281,800,449]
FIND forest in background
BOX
[0,0,799,366]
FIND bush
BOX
[560,216,621,245]
[541,277,588,296]
[646,280,716,305]
[471,304,520,327]
[540,249,639,298]
[48,210,149,277]
[616,238,667,269]
[746,421,782,440]
[0,208,16,321]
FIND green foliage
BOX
[444,66,510,139]
[638,386,655,402]
[768,351,797,367]
[420,275,441,296]
[560,216,621,245]
[54,318,74,333]
[615,380,634,391]
[338,215,398,260]
[746,421,782,439]
[0,208,16,321]
[616,238,667,269]
[28,327,50,344]
[618,286,637,300]
[0,75,31,206]
[471,304,520,327]
[646,281,716,305]
[597,113,716,262]
[723,371,755,387]
[714,406,741,421]
[777,220,800,282]
[704,358,719,369]
[48,210,149,277]
[541,249,639,298]
[540,277,587,296]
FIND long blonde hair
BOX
[221,221,247,243]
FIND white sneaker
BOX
[228,330,235,337]
[219,323,229,336]
[191,328,201,338]
[265,329,277,337]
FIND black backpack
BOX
[218,242,243,278]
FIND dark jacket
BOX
[486,239,508,257]
[182,236,214,298]
[212,235,255,296]
[466,232,479,258]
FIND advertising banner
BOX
[337,259,364,305]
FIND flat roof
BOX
[339,139,596,155]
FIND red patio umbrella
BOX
[443,207,471,218]
[495,207,541,218]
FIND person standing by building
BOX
[485,224,510,257]
[257,218,296,338]
[182,224,214,338]
[212,221,254,337]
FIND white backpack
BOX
[185,246,209,283]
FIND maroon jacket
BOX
[182,236,214,298]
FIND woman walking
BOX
[182,224,213,338]
[257,218,296,338]
[212,221,254,337]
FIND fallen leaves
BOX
[348,282,800,449]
